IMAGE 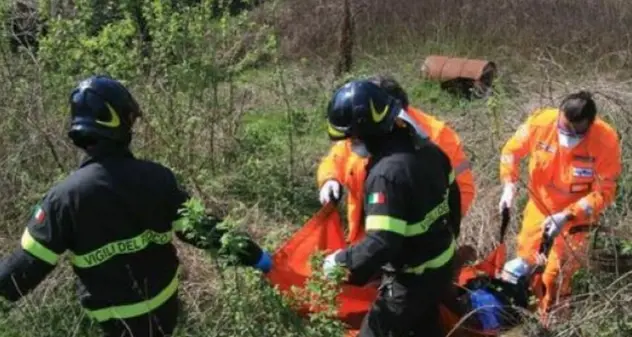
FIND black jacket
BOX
[0,147,263,322]
[336,133,461,285]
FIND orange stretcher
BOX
[264,205,550,337]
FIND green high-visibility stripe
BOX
[407,196,451,236]
[85,268,180,322]
[71,229,172,268]
[21,229,59,265]
[366,215,407,234]
[366,189,451,237]
[404,239,456,274]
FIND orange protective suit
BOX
[317,106,476,244]
[500,107,621,313]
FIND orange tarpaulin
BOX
[265,205,513,337]
[457,238,506,286]
[265,204,376,334]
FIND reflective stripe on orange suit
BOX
[500,107,621,312]
[317,106,476,244]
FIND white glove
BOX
[319,180,342,205]
[322,249,342,278]
[500,257,531,284]
[534,252,548,267]
[498,182,516,213]
[541,211,571,239]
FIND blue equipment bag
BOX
[460,275,530,331]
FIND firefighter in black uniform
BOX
[322,80,461,337]
[0,75,271,336]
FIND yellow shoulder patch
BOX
[526,107,558,126]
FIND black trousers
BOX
[98,294,180,337]
[359,258,455,337]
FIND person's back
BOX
[1,75,274,337]
[366,136,460,274]
[57,149,185,316]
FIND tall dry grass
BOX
[274,0,632,75]
[0,0,631,336]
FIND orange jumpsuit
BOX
[317,106,476,245]
[500,108,621,313]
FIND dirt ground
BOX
[501,327,525,337]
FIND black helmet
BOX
[367,74,409,108]
[67,75,142,148]
[327,80,401,141]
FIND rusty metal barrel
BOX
[421,55,497,99]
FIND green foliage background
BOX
[1,0,631,336]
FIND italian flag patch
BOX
[368,192,385,204]
[33,205,45,224]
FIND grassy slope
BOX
[1,0,632,336]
